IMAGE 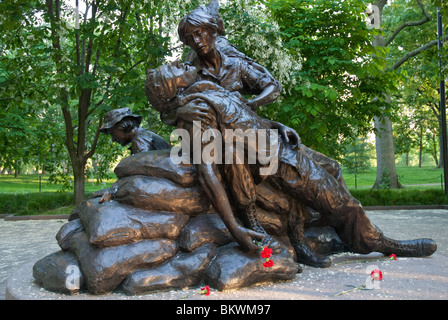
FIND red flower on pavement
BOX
[200,285,210,296]
[389,254,397,261]
[263,259,274,268]
[260,247,272,259]
[370,269,383,281]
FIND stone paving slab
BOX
[2,209,448,301]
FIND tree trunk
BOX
[73,161,86,206]
[433,132,439,167]
[373,116,401,189]
[418,125,423,168]
[438,113,446,168]
[372,0,401,189]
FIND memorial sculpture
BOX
[33,0,436,296]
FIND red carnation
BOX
[260,247,272,259]
[389,254,397,261]
[370,269,383,281]
[263,259,274,268]
[200,285,210,296]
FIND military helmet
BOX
[100,108,142,133]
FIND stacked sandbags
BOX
[33,150,345,296]
[34,199,189,295]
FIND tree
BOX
[265,0,391,159]
[389,2,447,169]
[340,136,375,174]
[0,0,173,204]
[0,38,63,176]
[394,73,442,168]
[371,0,447,188]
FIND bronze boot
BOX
[375,236,437,257]
[293,242,332,268]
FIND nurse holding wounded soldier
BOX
[144,2,436,267]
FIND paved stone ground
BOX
[2,209,448,300]
[0,218,64,300]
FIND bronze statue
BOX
[32,0,437,296]
[146,1,436,264]
[100,107,171,154]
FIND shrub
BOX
[0,192,75,216]
[351,189,448,206]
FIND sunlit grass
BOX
[0,174,115,193]
[342,166,445,190]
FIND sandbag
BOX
[77,198,190,247]
[114,149,197,187]
[56,218,84,250]
[114,175,211,215]
[122,243,216,295]
[68,231,177,294]
[177,214,233,252]
[33,250,84,295]
[203,242,299,291]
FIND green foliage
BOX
[340,136,375,173]
[0,192,75,215]
[351,188,448,206]
[382,0,447,167]
[219,0,302,93]
[0,0,177,200]
[377,168,391,189]
[264,0,397,158]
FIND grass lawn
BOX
[0,174,115,193]
[342,166,445,190]
[0,174,115,216]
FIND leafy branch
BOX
[384,0,431,47]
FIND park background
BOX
[1,0,447,216]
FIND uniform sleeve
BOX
[130,130,170,154]
[130,134,152,154]
[240,59,281,95]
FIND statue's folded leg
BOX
[268,151,437,257]
[222,164,281,253]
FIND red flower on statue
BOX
[263,260,274,268]
[259,246,274,268]
[260,247,272,259]
[200,285,210,296]
[370,269,383,281]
